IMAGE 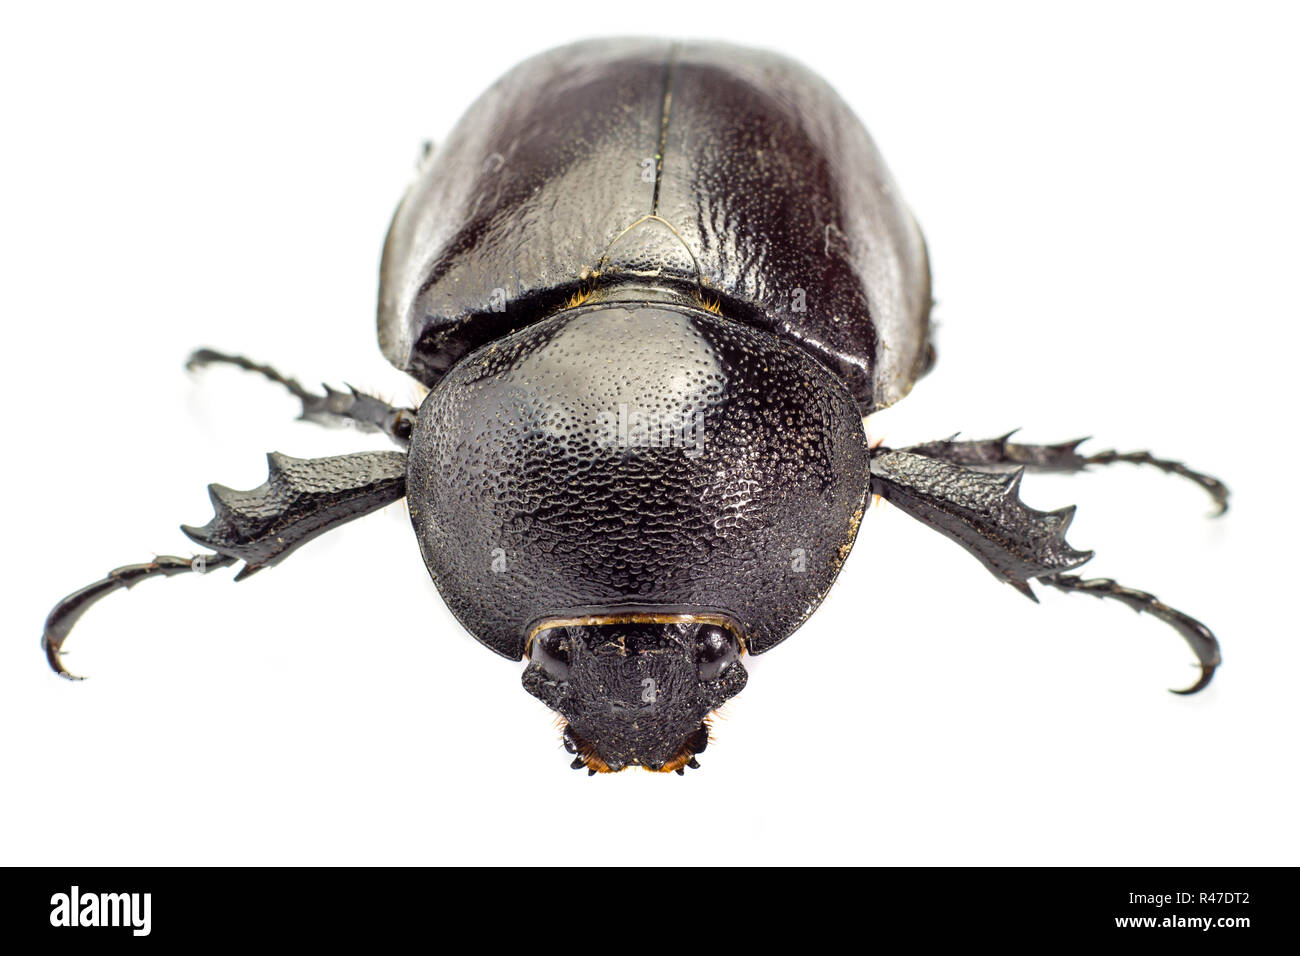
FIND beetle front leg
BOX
[902,431,1229,515]
[187,348,418,447]
[42,450,407,679]
[869,448,1221,694]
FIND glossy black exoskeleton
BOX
[43,39,1228,774]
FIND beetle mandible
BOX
[43,39,1228,774]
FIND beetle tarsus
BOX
[1170,665,1217,697]
[901,431,1229,515]
[1039,573,1221,694]
[42,552,237,679]
[1083,449,1229,516]
[187,348,418,447]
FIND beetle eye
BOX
[696,625,739,680]
[530,629,572,680]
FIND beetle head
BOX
[522,616,747,773]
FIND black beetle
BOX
[43,38,1228,774]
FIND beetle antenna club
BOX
[43,38,1229,772]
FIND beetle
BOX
[43,38,1228,774]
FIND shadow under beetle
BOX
[44,39,1229,774]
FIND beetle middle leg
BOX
[901,431,1229,515]
[187,348,417,447]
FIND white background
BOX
[2,1,1296,865]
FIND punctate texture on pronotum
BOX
[44,39,1228,774]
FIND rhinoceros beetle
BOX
[43,39,1228,774]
